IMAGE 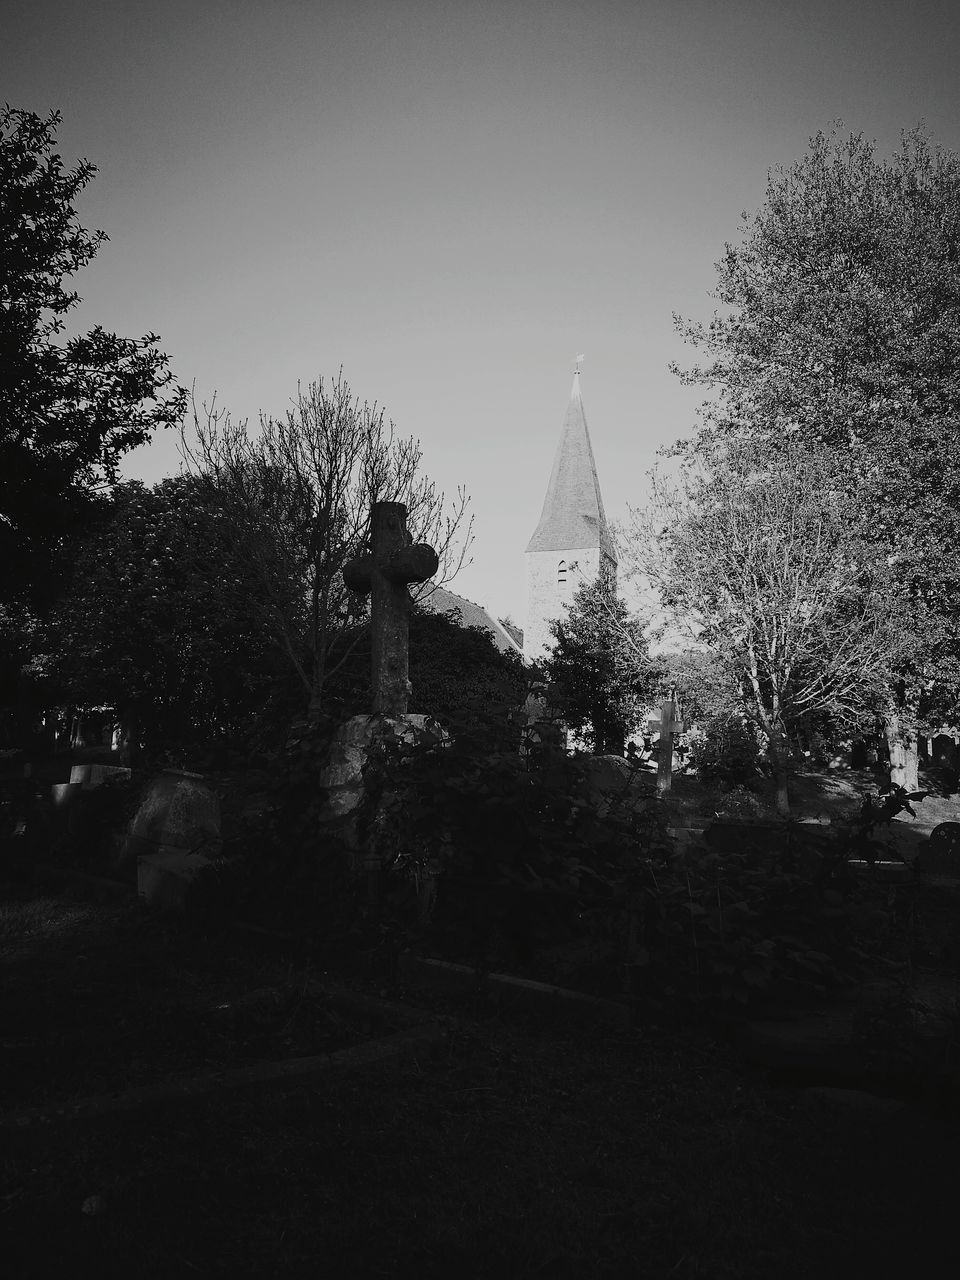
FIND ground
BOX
[641,763,959,860]
[2,762,959,1276]
[1,886,958,1279]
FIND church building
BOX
[523,364,617,664]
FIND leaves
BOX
[181,374,473,713]
[666,124,960,733]
[541,576,657,753]
[49,476,285,752]
[0,106,186,615]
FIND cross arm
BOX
[382,543,440,586]
[342,555,373,594]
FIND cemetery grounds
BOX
[1,764,959,1278]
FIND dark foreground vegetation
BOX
[1,886,958,1280]
[3,725,960,1278]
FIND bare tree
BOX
[181,370,472,719]
[625,443,905,814]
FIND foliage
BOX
[543,575,657,754]
[689,717,766,792]
[629,828,876,1009]
[0,106,186,615]
[186,700,920,1020]
[409,610,527,725]
[182,373,472,717]
[360,707,652,977]
[314,607,528,728]
[49,476,284,756]
[848,783,929,865]
[658,647,741,728]
[628,442,903,812]
[670,124,960,778]
[343,708,908,1012]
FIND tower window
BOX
[557,560,567,585]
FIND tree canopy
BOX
[629,443,903,811]
[50,476,285,755]
[670,125,960,786]
[1,106,186,613]
[183,373,472,718]
[542,575,655,755]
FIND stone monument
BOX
[318,502,446,865]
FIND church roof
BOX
[525,370,617,562]
[416,585,524,656]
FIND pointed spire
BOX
[525,364,617,563]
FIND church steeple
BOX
[525,364,616,564]
[523,363,616,664]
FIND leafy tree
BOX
[542,575,655,755]
[628,444,903,813]
[671,125,960,788]
[316,606,527,728]
[183,374,472,719]
[658,647,742,729]
[51,476,285,756]
[1,106,186,613]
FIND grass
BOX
[0,890,395,1111]
[1,883,959,1279]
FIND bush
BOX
[690,717,766,790]
[179,702,916,1018]
[358,703,658,980]
[360,713,913,1012]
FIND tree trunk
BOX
[767,728,791,817]
[885,704,919,792]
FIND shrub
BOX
[690,717,766,790]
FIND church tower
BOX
[523,363,617,664]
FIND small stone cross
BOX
[342,502,439,716]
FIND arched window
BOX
[557,560,567,585]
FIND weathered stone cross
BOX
[342,502,439,717]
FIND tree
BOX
[671,125,960,789]
[542,574,655,755]
[628,444,904,813]
[1,106,186,614]
[51,476,285,756]
[657,647,742,730]
[317,606,527,728]
[183,373,472,718]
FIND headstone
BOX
[916,822,960,877]
[69,763,132,790]
[656,698,676,795]
[124,769,222,910]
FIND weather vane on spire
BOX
[575,353,585,375]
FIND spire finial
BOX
[574,353,585,375]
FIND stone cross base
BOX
[317,714,448,870]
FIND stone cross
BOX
[342,502,439,716]
[656,696,677,795]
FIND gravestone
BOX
[318,503,444,868]
[912,822,960,969]
[656,698,678,795]
[124,769,222,910]
[916,822,960,877]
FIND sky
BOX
[5,0,960,624]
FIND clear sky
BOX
[5,0,959,623]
